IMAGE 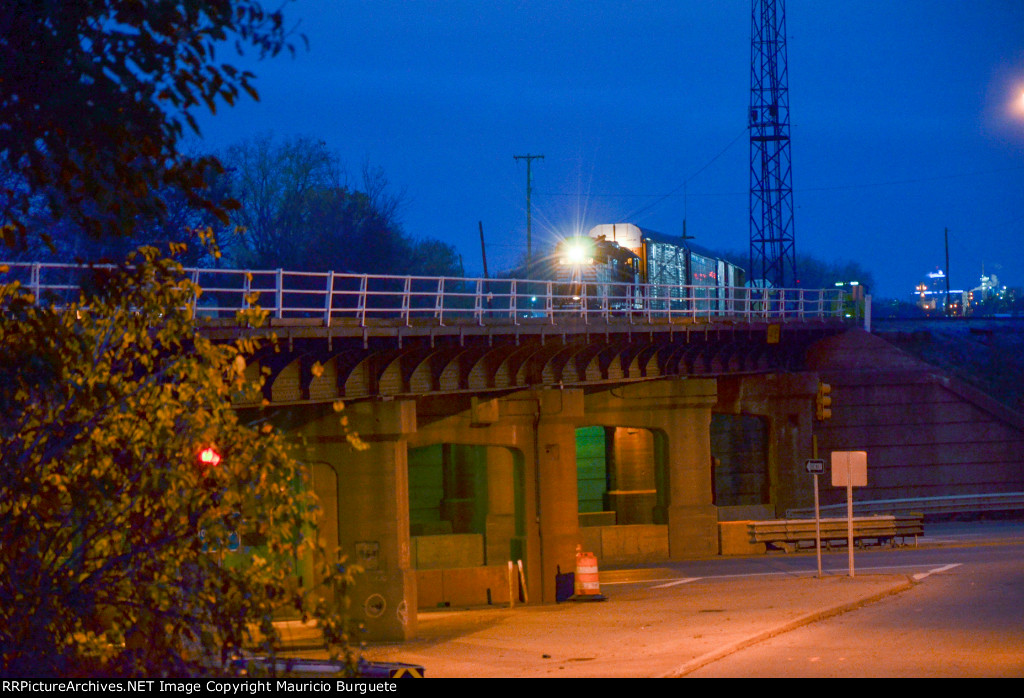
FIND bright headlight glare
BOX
[561,240,593,265]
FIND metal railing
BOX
[786,492,1024,519]
[1,262,852,327]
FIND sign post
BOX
[805,457,825,578]
[831,451,867,577]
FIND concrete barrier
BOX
[416,565,510,608]
[578,524,669,564]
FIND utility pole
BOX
[479,221,489,279]
[944,227,951,315]
[682,183,695,245]
[514,153,544,276]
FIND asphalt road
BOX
[685,544,1024,677]
[278,519,1024,678]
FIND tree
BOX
[0,249,359,676]
[0,1,297,251]
[719,250,877,293]
[223,133,343,269]
[2,155,235,267]
[793,254,876,295]
[222,134,461,276]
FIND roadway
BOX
[275,520,1024,678]
[685,548,1023,677]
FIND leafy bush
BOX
[0,248,357,676]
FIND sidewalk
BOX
[275,571,913,678]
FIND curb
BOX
[659,576,916,677]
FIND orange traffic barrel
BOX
[572,545,607,601]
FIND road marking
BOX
[912,563,961,581]
[601,577,676,586]
[601,562,961,586]
[651,577,701,589]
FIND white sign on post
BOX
[831,450,867,578]
[831,451,867,487]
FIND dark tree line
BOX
[3,133,461,278]
[221,134,461,275]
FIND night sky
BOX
[195,0,1024,300]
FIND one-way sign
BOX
[805,459,825,474]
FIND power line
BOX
[537,163,1024,200]
[623,127,748,222]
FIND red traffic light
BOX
[198,447,222,468]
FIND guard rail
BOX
[749,514,924,553]
[786,492,1024,520]
[1,261,851,327]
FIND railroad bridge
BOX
[181,267,855,640]
[6,263,857,640]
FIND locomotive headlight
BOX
[560,237,594,265]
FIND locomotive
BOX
[554,223,745,312]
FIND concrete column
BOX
[299,400,418,641]
[484,446,516,565]
[306,462,338,590]
[662,408,719,558]
[766,375,817,517]
[533,389,584,603]
[411,389,584,605]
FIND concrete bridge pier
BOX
[412,390,585,606]
[663,404,719,558]
[299,400,419,641]
[482,445,518,568]
[532,390,586,604]
[584,379,719,558]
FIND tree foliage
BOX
[720,250,876,293]
[222,134,462,275]
[0,1,297,251]
[3,158,235,268]
[793,254,876,295]
[0,249,358,676]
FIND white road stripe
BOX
[601,562,962,586]
[651,577,701,589]
[912,563,961,581]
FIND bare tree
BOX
[222,134,459,276]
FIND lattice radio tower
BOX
[749,0,796,288]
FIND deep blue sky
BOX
[196,1,1024,299]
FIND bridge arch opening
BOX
[710,413,772,519]
[575,425,670,563]
[407,443,526,607]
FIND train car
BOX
[555,223,745,313]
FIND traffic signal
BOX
[815,382,833,421]
[197,446,224,509]
[197,446,222,469]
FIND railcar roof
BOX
[636,227,737,266]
